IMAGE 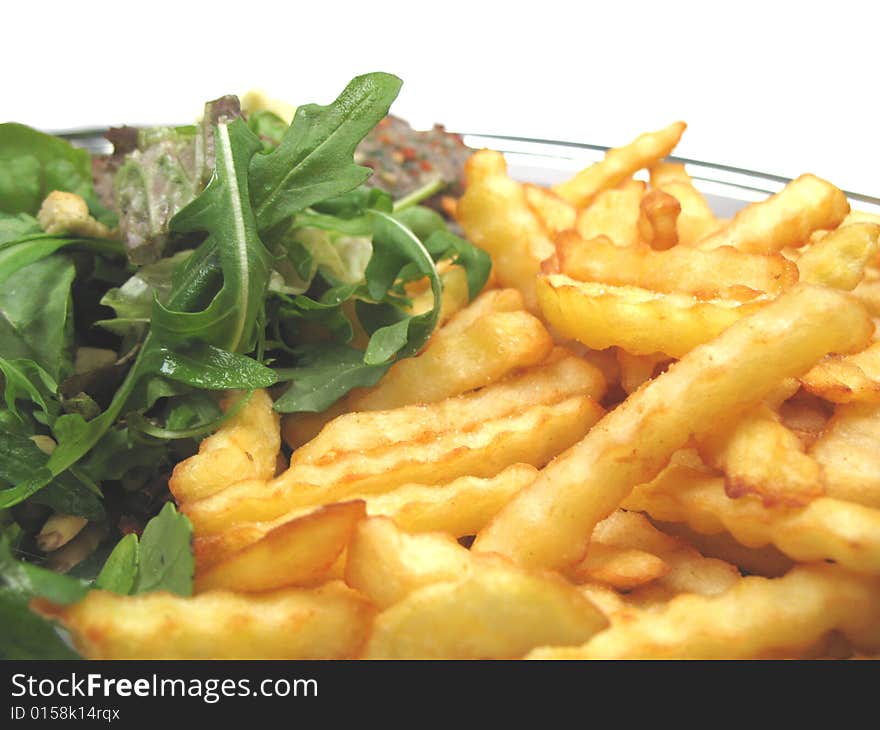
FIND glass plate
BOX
[61,128,880,217]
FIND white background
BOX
[3,0,878,196]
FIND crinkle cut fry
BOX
[528,564,880,659]
[31,582,375,660]
[623,458,880,574]
[473,284,873,571]
[169,389,280,503]
[553,121,686,208]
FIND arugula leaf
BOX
[0,254,75,380]
[0,123,113,224]
[152,119,272,354]
[250,72,402,231]
[94,533,138,594]
[393,204,448,241]
[132,502,193,596]
[0,356,57,421]
[273,344,389,413]
[95,250,191,338]
[149,342,277,390]
[0,588,79,659]
[424,229,492,300]
[0,428,103,518]
[362,210,441,364]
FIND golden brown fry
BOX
[193,466,539,569]
[437,286,526,335]
[696,403,824,506]
[566,543,669,590]
[295,349,604,463]
[474,284,873,570]
[810,402,880,508]
[187,394,604,539]
[357,464,538,537]
[653,520,795,578]
[193,501,365,592]
[529,564,880,659]
[345,517,471,609]
[553,122,686,208]
[588,510,739,597]
[649,162,720,245]
[33,582,375,659]
[696,174,850,253]
[537,273,767,357]
[638,188,681,250]
[364,553,607,659]
[169,390,280,503]
[553,232,797,299]
[405,264,470,324]
[575,179,645,247]
[623,457,880,574]
[797,223,880,290]
[285,310,554,449]
[284,288,531,448]
[800,342,880,404]
[523,183,577,236]
[456,150,554,310]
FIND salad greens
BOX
[0,71,490,658]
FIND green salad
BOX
[0,72,490,658]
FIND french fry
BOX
[187,394,604,538]
[285,310,554,449]
[364,553,608,659]
[357,464,538,537]
[696,174,850,254]
[797,223,880,290]
[553,232,797,299]
[566,543,669,590]
[32,582,375,659]
[528,564,880,659]
[294,349,604,463]
[284,288,532,447]
[345,517,471,609]
[192,466,539,568]
[523,183,577,236]
[810,402,880,508]
[653,519,795,578]
[405,264,470,324]
[649,162,720,245]
[193,501,365,593]
[456,150,554,310]
[638,188,681,250]
[537,273,767,357]
[623,457,880,575]
[553,122,686,208]
[853,266,880,316]
[169,390,280,503]
[696,403,824,506]
[800,342,880,404]
[575,179,645,247]
[584,510,739,596]
[437,286,526,335]
[473,284,873,571]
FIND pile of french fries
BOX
[36,124,880,659]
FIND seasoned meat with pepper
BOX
[355,115,471,200]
